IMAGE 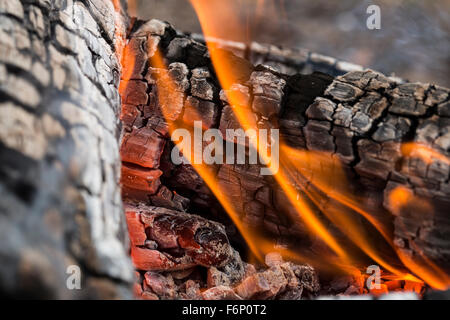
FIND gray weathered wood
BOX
[0,0,133,298]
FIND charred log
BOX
[0,0,133,298]
[121,19,450,280]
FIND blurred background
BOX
[133,0,449,86]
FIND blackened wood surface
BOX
[122,19,450,275]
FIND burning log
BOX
[120,17,450,294]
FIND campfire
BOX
[0,0,448,300]
[119,1,450,300]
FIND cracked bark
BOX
[0,0,133,298]
[121,19,450,293]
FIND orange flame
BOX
[282,148,417,278]
[387,185,450,290]
[149,49,266,260]
[402,142,450,166]
[189,0,349,264]
[147,41,355,275]
[186,0,450,291]
[114,0,450,293]
[149,49,345,272]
